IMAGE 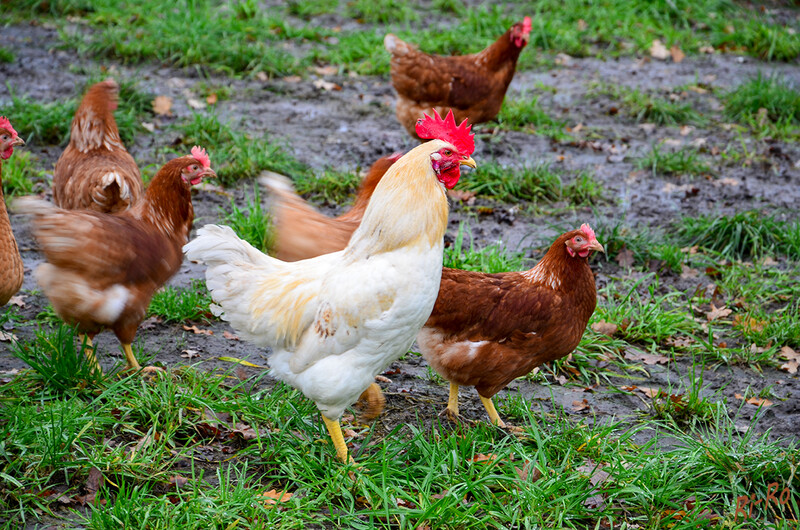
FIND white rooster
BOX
[185,110,476,462]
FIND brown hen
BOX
[54,78,143,213]
[262,153,401,262]
[16,147,216,372]
[417,225,604,427]
[0,117,25,305]
[384,17,531,137]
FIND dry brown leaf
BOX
[282,75,302,83]
[699,45,715,54]
[735,393,773,407]
[181,349,200,359]
[187,97,206,110]
[256,72,269,82]
[447,189,476,204]
[313,79,342,91]
[616,246,634,268]
[665,335,694,348]
[733,315,766,333]
[637,386,661,398]
[624,350,670,365]
[313,65,338,76]
[679,125,693,136]
[0,331,17,342]
[469,453,498,463]
[260,489,293,507]
[680,264,699,279]
[7,295,25,307]
[706,303,732,322]
[572,399,590,412]
[670,44,686,63]
[206,93,218,105]
[183,325,213,336]
[152,95,173,116]
[169,475,189,488]
[650,39,670,60]
[779,346,799,374]
[223,330,240,341]
[591,321,618,337]
[577,19,587,31]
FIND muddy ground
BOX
[1,22,799,449]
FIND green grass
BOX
[219,185,274,253]
[724,73,800,139]
[293,168,363,206]
[148,280,214,324]
[174,113,310,186]
[592,84,705,126]
[494,96,571,140]
[677,210,800,260]
[458,162,563,203]
[443,222,527,272]
[636,144,712,177]
[0,150,48,197]
[0,47,14,63]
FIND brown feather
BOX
[0,155,24,305]
[53,79,143,213]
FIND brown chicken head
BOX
[181,146,217,185]
[416,109,477,189]
[0,117,24,160]
[565,223,605,258]
[510,16,532,48]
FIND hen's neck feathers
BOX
[474,28,525,71]
[346,141,450,258]
[522,233,596,294]
[70,88,124,153]
[128,160,193,240]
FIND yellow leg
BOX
[122,343,141,371]
[447,382,460,416]
[479,395,507,428]
[321,415,350,463]
[79,334,101,374]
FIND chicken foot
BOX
[478,395,507,428]
[321,415,352,463]
[79,334,101,374]
[439,382,474,425]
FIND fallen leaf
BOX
[576,460,611,510]
[514,460,541,482]
[183,325,213,335]
[699,45,715,54]
[313,79,342,91]
[282,75,302,83]
[7,295,25,307]
[637,386,661,398]
[256,72,269,82]
[554,53,573,66]
[706,303,732,322]
[665,335,694,348]
[616,246,634,268]
[447,189,476,204]
[222,330,240,340]
[572,399,590,412]
[187,97,206,110]
[735,393,773,407]
[733,315,766,333]
[650,39,670,60]
[0,331,18,342]
[206,93,218,105]
[152,95,173,116]
[260,489,293,507]
[591,321,618,336]
[679,125,693,136]
[680,264,699,279]
[577,19,587,31]
[168,475,189,488]
[779,346,799,374]
[670,44,686,63]
[141,122,155,133]
[624,350,670,365]
[469,453,497,463]
[181,349,200,359]
[313,65,338,76]
[232,423,258,440]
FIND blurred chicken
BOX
[0,117,25,305]
[385,17,531,137]
[417,224,604,428]
[16,147,215,372]
[264,152,401,262]
[185,111,476,462]
[54,78,143,213]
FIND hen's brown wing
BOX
[425,268,562,342]
[53,149,143,213]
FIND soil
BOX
[1,21,798,457]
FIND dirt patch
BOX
[1,21,798,452]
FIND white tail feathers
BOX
[258,170,295,195]
[384,34,409,56]
[99,171,131,200]
[11,196,57,217]
[35,264,129,325]
[184,224,272,269]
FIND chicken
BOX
[264,152,401,262]
[15,147,216,372]
[416,224,604,428]
[185,110,476,462]
[0,117,25,306]
[385,17,531,137]
[53,78,143,213]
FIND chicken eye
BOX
[443,149,452,156]
[575,236,584,244]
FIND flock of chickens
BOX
[0,18,607,463]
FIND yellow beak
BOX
[588,240,605,253]
[459,156,476,169]
[11,137,25,147]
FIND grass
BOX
[0,150,49,197]
[174,113,310,186]
[592,84,705,126]
[219,185,274,253]
[494,96,570,140]
[293,168,363,206]
[148,280,214,324]
[0,47,14,63]
[443,222,527,272]
[724,73,800,139]
[636,144,712,177]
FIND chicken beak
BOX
[460,156,477,169]
[588,240,605,253]
[11,137,25,147]
[200,167,217,179]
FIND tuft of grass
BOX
[677,210,799,260]
[219,184,274,253]
[636,144,711,177]
[444,222,526,273]
[0,46,14,63]
[724,73,800,126]
[293,168,362,206]
[458,162,563,203]
[495,96,570,141]
[0,150,49,197]
[148,279,214,324]
[175,113,310,186]
[594,84,705,126]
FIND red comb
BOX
[580,223,596,241]
[0,116,18,138]
[415,109,474,155]
[191,146,210,169]
[522,16,532,35]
